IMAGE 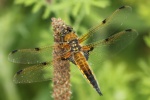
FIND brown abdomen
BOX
[73,52,102,95]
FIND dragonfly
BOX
[8,6,138,96]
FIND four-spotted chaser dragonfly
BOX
[8,6,138,96]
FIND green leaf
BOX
[14,0,25,4]
[91,1,110,8]
[84,3,90,15]
[72,3,81,16]
[32,2,43,13]
[144,32,150,48]
[42,7,51,19]
[24,0,36,6]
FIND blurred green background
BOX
[0,0,150,100]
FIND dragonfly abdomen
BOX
[74,52,102,95]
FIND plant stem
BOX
[52,18,71,100]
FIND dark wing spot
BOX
[125,29,132,32]
[17,69,23,75]
[105,38,109,42]
[11,50,18,54]
[119,6,125,9]
[89,47,94,51]
[35,48,40,51]
[102,19,106,24]
[42,62,47,65]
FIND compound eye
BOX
[68,28,72,32]
[66,26,73,32]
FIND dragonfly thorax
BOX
[69,39,81,53]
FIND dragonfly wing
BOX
[79,6,132,43]
[83,29,138,65]
[8,45,53,64]
[13,62,52,83]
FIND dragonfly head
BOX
[60,25,73,36]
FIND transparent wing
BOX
[83,29,138,66]
[8,45,53,64]
[13,62,53,83]
[79,6,132,43]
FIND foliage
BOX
[0,0,150,100]
[144,33,150,47]
[14,0,110,19]
[137,57,150,100]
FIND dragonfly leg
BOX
[61,51,76,65]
